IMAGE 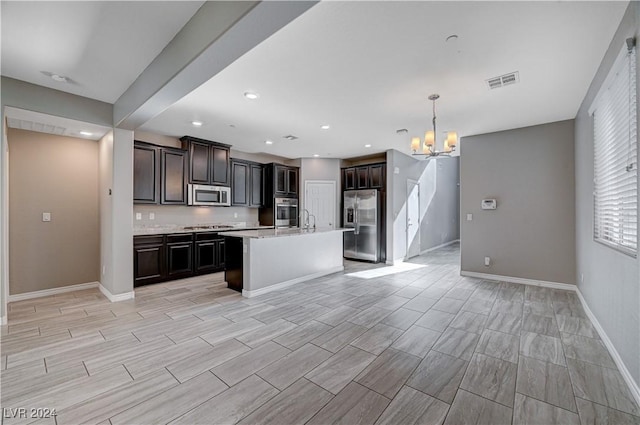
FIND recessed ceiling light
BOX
[244,91,259,100]
[80,131,92,136]
[191,121,203,127]
[265,140,273,145]
[320,125,330,130]
[364,144,372,148]
[50,74,68,83]
[313,154,320,157]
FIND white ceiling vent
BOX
[486,71,520,90]
[7,118,66,135]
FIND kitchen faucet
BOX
[301,209,316,230]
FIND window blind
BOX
[592,43,637,257]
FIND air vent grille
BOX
[283,135,298,141]
[7,118,66,135]
[486,71,520,90]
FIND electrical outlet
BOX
[102,266,106,275]
[484,257,491,267]
[243,244,248,253]
[135,213,142,220]
[149,212,155,220]
[234,212,238,218]
[581,273,584,284]
[42,212,51,222]
[466,214,473,221]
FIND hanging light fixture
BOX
[411,94,457,157]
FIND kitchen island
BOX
[219,228,352,297]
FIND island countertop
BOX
[218,227,353,239]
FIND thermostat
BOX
[481,199,497,210]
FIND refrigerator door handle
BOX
[354,203,359,235]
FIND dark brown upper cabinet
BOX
[368,163,385,189]
[231,159,264,208]
[342,163,386,191]
[133,142,160,204]
[356,166,369,189]
[274,164,298,198]
[180,136,231,187]
[160,148,187,204]
[343,168,356,190]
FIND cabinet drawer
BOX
[134,235,164,246]
[196,232,222,242]
[166,233,194,244]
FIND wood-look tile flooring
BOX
[2,244,639,425]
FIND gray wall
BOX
[387,149,460,263]
[8,129,100,294]
[460,120,576,285]
[575,1,639,386]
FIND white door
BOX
[305,181,336,229]
[406,179,420,259]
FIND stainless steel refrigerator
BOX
[343,189,380,262]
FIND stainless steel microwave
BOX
[188,184,231,206]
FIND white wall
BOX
[386,149,460,263]
[575,1,639,387]
[299,157,342,227]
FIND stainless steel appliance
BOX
[275,197,299,228]
[188,184,231,206]
[344,189,380,262]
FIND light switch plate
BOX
[149,212,155,220]
[135,213,142,220]
[466,214,473,221]
[42,212,51,222]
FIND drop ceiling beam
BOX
[113,1,317,130]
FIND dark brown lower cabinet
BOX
[134,236,165,287]
[224,236,243,292]
[166,234,194,278]
[134,232,225,287]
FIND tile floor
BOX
[2,243,639,425]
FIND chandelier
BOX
[411,94,457,157]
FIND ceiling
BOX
[1,1,204,103]
[1,1,629,159]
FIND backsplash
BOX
[133,205,260,226]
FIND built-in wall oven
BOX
[188,184,231,206]
[275,197,298,228]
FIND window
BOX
[591,41,637,257]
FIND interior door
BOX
[406,179,420,259]
[305,181,336,229]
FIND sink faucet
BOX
[301,209,316,230]
[301,209,310,230]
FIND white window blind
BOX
[592,42,637,257]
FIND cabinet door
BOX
[189,141,211,184]
[275,165,287,194]
[211,146,230,186]
[133,144,159,204]
[249,164,264,207]
[231,161,250,206]
[216,239,226,269]
[134,243,164,286]
[368,164,385,189]
[195,241,219,273]
[356,166,369,189]
[286,168,298,196]
[161,149,187,204]
[167,243,193,277]
[343,168,356,190]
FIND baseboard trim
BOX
[420,239,460,255]
[7,281,100,302]
[99,284,135,302]
[576,289,640,406]
[459,271,575,291]
[242,266,344,298]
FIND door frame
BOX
[406,178,420,260]
[304,180,337,229]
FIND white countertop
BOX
[218,227,354,239]
[133,223,274,236]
